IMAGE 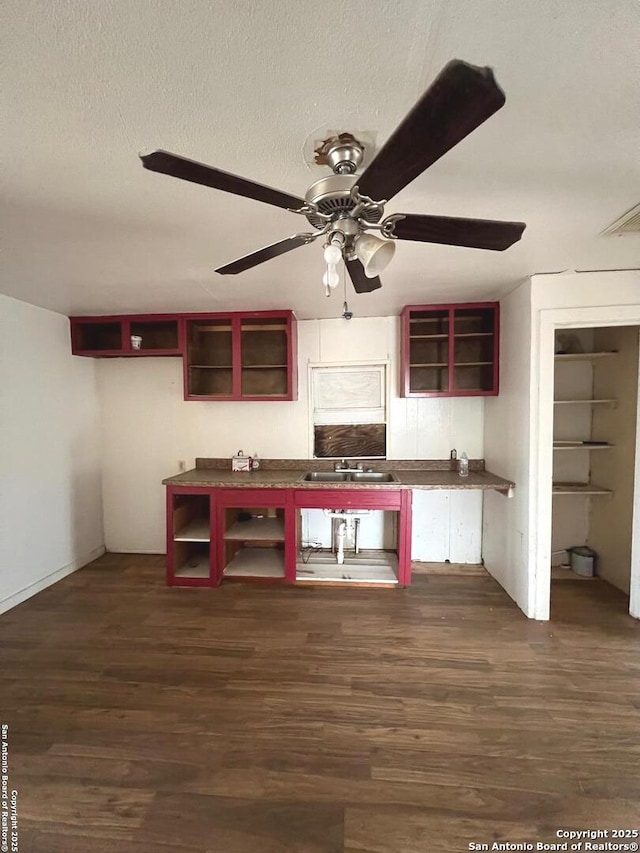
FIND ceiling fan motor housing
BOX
[304,174,383,231]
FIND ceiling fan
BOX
[141,59,526,295]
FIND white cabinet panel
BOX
[411,490,449,562]
[449,490,483,563]
[411,489,482,563]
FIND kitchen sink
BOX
[300,471,397,483]
[302,472,350,482]
[349,472,397,482]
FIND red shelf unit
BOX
[165,484,413,588]
[215,488,296,584]
[71,314,181,357]
[70,310,298,401]
[183,311,297,402]
[166,487,216,587]
[400,302,499,397]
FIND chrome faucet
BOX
[334,459,365,472]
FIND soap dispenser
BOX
[457,452,469,478]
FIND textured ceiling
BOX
[2,0,639,320]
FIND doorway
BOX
[533,308,640,621]
[550,325,639,609]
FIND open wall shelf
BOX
[401,302,499,396]
[71,315,181,356]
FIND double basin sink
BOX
[300,471,398,483]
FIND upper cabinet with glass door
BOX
[400,302,499,397]
[184,311,297,401]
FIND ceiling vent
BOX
[602,203,640,236]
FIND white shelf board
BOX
[174,519,210,542]
[175,554,210,578]
[296,550,398,585]
[554,352,617,361]
[224,547,285,578]
[554,399,616,406]
[553,443,613,450]
[224,517,285,541]
[553,482,613,495]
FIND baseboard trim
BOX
[105,549,165,555]
[0,545,106,615]
[411,561,489,576]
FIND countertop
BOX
[163,460,514,493]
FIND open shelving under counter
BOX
[219,497,289,582]
[174,549,210,579]
[224,547,285,578]
[168,492,213,584]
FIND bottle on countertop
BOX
[252,453,260,470]
[457,452,469,478]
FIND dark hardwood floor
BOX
[0,554,638,852]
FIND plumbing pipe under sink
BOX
[322,509,373,565]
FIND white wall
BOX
[482,279,533,614]
[0,295,104,613]
[98,316,484,560]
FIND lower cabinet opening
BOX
[222,506,286,579]
[296,508,399,585]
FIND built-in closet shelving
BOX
[552,349,617,497]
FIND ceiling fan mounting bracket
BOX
[314,133,365,175]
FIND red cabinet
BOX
[294,489,412,586]
[166,487,216,586]
[216,488,296,583]
[400,302,499,397]
[165,484,412,588]
[70,310,298,401]
[71,315,181,357]
[183,311,297,401]
[166,486,296,586]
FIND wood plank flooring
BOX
[0,554,638,852]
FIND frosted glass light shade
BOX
[355,233,395,278]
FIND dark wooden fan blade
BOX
[357,60,506,203]
[215,234,313,275]
[141,150,306,211]
[386,213,525,251]
[345,258,382,293]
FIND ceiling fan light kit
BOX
[354,233,396,278]
[141,59,526,296]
